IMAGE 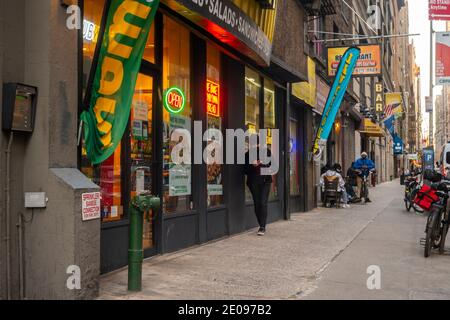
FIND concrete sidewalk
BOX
[99,180,400,300]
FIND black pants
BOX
[247,179,271,229]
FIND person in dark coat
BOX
[244,134,273,236]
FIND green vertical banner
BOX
[81,0,160,165]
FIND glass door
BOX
[129,73,156,254]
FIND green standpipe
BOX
[128,193,160,292]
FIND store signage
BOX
[83,19,99,43]
[436,32,450,84]
[393,134,404,155]
[385,93,403,119]
[429,0,450,20]
[206,80,220,117]
[173,0,272,66]
[82,192,101,221]
[81,0,160,165]
[374,82,384,113]
[164,87,186,114]
[315,78,330,115]
[292,57,316,107]
[407,153,419,160]
[313,46,361,160]
[327,44,381,77]
[425,96,433,113]
[360,118,385,137]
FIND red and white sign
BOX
[82,192,101,221]
[429,0,450,20]
[436,32,450,85]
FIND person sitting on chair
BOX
[320,163,350,208]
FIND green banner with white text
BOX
[81,0,159,165]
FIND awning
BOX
[359,118,385,137]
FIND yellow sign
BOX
[360,118,385,137]
[385,93,403,117]
[292,57,316,107]
[374,82,384,113]
[327,44,381,77]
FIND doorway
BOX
[288,105,305,213]
[128,72,159,258]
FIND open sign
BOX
[164,87,186,114]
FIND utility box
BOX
[2,83,38,133]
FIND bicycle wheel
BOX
[425,209,441,258]
[405,191,412,212]
[439,211,449,255]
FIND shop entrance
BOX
[288,105,306,213]
[129,72,158,257]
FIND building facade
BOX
[0,0,422,300]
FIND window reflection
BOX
[162,16,193,214]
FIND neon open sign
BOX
[164,87,186,114]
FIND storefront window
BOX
[206,44,224,207]
[245,68,261,134]
[264,79,278,200]
[143,23,156,64]
[245,68,261,202]
[82,0,106,99]
[130,73,154,249]
[81,0,125,223]
[162,16,193,214]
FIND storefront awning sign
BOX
[166,0,273,66]
[359,118,385,137]
[81,0,160,165]
[312,46,361,160]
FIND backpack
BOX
[414,184,440,211]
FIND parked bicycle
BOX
[414,170,450,257]
[404,172,424,214]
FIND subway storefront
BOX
[80,0,288,273]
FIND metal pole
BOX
[5,132,14,300]
[128,194,160,292]
[430,21,434,147]
[312,33,420,43]
[128,203,144,292]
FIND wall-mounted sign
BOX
[393,134,404,155]
[206,80,220,117]
[83,19,99,43]
[425,96,433,113]
[164,87,186,114]
[82,192,101,221]
[169,0,273,66]
[374,82,384,113]
[327,44,381,77]
[436,32,450,84]
[385,93,403,119]
[429,0,450,20]
[315,78,330,115]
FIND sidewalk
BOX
[99,180,400,300]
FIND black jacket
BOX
[244,147,273,184]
